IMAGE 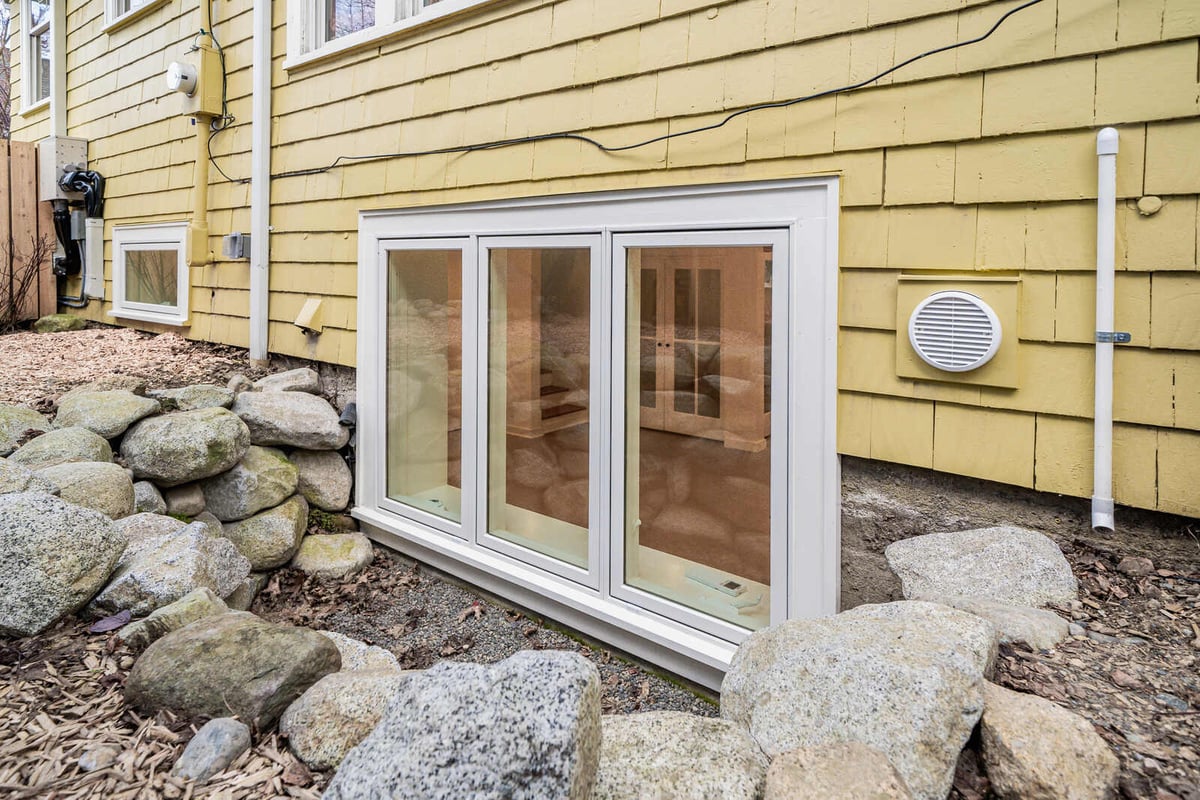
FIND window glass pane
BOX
[30,1,50,27]
[386,250,462,521]
[326,0,375,41]
[487,248,590,569]
[35,31,50,102]
[124,249,178,307]
[625,246,773,631]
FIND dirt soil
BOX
[0,325,1197,798]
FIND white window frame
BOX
[110,222,190,326]
[21,0,51,113]
[102,0,168,32]
[285,0,492,69]
[356,179,840,690]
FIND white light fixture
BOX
[908,290,1002,372]
[166,62,198,97]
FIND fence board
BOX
[10,141,40,322]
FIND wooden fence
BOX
[0,139,56,327]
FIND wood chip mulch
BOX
[0,622,327,799]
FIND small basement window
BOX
[111,223,189,326]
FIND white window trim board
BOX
[355,178,841,688]
[110,222,191,327]
[102,0,168,33]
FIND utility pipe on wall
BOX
[249,0,272,363]
[186,1,217,267]
[1092,127,1119,533]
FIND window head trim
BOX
[110,222,190,327]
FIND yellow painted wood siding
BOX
[10,0,1200,516]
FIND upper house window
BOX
[22,0,51,111]
[289,0,476,65]
[105,0,160,28]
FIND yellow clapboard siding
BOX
[1033,414,1092,498]
[934,403,1036,488]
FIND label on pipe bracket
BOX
[1096,332,1132,343]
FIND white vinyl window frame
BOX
[285,0,492,69]
[102,0,168,32]
[110,222,190,326]
[20,0,51,113]
[356,179,840,689]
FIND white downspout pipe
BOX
[249,0,272,364]
[50,0,66,137]
[1092,127,1119,532]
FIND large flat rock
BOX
[0,403,50,456]
[885,526,1078,607]
[721,601,997,800]
[232,392,349,451]
[323,650,601,800]
[8,427,112,470]
[200,446,298,522]
[54,390,160,439]
[126,611,341,730]
[37,461,135,520]
[221,494,308,569]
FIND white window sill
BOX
[18,98,50,117]
[284,0,500,72]
[102,0,170,35]
[109,309,189,327]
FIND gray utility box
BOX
[37,136,89,202]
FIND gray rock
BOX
[193,510,224,537]
[0,458,58,495]
[128,611,340,729]
[133,481,167,515]
[33,312,87,333]
[324,650,600,800]
[254,368,320,394]
[53,390,160,439]
[318,630,401,672]
[119,587,230,650]
[78,744,120,772]
[227,374,255,395]
[290,449,352,511]
[164,483,206,517]
[89,522,250,617]
[60,377,147,402]
[172,717,251,782]
[1116,556,1154,576]
[721,601,997,800]
[222,494,308,570]
[0,492,127,636]
[149,384,235,411]
[37,462,135,519]
[8,426,112,470]
[885,527,1078,607]
[1069,622,1086,637]
[201,446,298,522]
[942,598,1069,651]
[290,533,372,579]
[115,512,188,549]
[764,743,912,800]
[280,669,414,770]
[593,711,767,800]
[981,682,1119,800]
[121,407,251,487]
[223,571,269,611]
[232,392,349,451]
[0,403,50,456]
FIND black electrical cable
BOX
[213,0,1047,183]
[199,16,251,184]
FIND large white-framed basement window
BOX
[356,179,840,689]
[111,223,190,326]
[286,0,491,66]
[21,0,51,113]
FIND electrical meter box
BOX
[37,136,89,202]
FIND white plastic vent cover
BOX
[907,290,1002,372]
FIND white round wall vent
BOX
[907,290,1002,372]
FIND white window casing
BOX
[285,0,492,69]
[355,179,841,689]
[102,0,168,33]
[110,222,190,327]
[21,0,51,113]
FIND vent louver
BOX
[907,291,1002,372]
